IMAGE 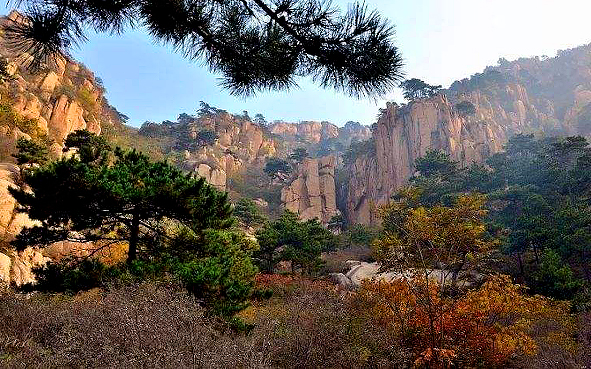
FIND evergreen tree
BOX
[12,137,48,167]
[400,78,442,100]
[9,132,233,264]
[6,0,403,97]
[254,210,336,274]
[289,147,309,163]
[264,157,292,179]
[234,198,266,228]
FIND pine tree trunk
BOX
[127,214,140,264]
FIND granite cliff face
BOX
[281,156,339,224]
[181,116,277,191]
[344,44,591,224]
[270,121,339,143]
[139,112,277,191]
[270,120,371,146]
[0,11,121,161]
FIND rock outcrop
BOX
[271,121,338,143]
[345,44,591,224]
[281,156,339,224]
[179,114,277,191]
[0,11,118,162]
[345,97,506,224]
[330,261,482,289]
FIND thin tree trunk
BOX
[127,214,140,264]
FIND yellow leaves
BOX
[377,192,495,272]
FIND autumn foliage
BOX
[353,275,575,368]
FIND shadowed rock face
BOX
[344,44,591,225]
[281,156,339,224]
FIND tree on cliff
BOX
[455,101,476,117]
[264,157,292,179]
[12,137,48,168]
[289,147,309,163]
[9,131,233,265]
[400,78,442,100]
[6,0,403,97]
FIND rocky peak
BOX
[281,156,339,224]
[0,13,122,161]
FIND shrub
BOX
[353,275,576,367]
[0,283,270,367]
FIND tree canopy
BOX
[10,131,233,265]
[400,78,442,100]
[403,134,591,302]
[254,210,336,274]
[6,0,403,97]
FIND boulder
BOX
[328,273,353,289]
[0,252,10,283]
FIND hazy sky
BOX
[2,1,591,127]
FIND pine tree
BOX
[9,131,233,264]
[5,0,403,97]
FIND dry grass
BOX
[1,277,589,368]
[0,283,270,368]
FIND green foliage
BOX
[343,139,376,165]
[197,101,227,118]
[27,258,120,293]
[455,101,477,117]
[77,87,98,115]
[10,0,403,97]
[264,157,292,179]
[63,129,111,164]
[400,78,442,100]
[327,214,345,232]
[10,132,233,265]
[528,249,583,300]
[196,129,219,146]
[345,224,379,247]
[253,113,266,126]
[289,147,309,163]
[12,138,48,167]
[0,99,49,144]
[234,198,266,227]
[254,211,337,275]
[414,149,458,178]
[102,121,174,163]
[406,134,591,301]
[174,230,258,317]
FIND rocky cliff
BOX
[0,11,121,161]
[344,44,591,224]
[281,156,339,224]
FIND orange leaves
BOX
[353,275,574,367]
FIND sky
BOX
[2,1,591,127]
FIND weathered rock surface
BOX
[0,252,10,283]
[335,261,482,288]
[181,114,277,191]
[0,11,115,160]
[345,44,591,224]
[281,156,339,224]
[270,120,371,146]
